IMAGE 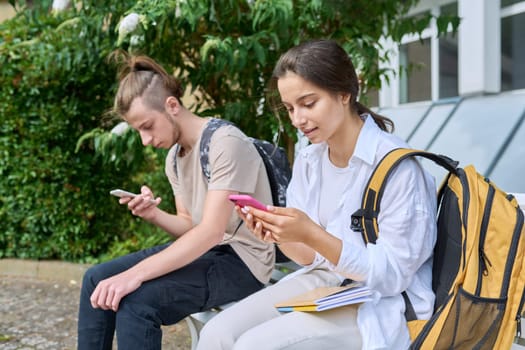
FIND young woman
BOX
[77,54,275,350]
[197,39,438,350]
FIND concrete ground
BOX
[0,259,191,350]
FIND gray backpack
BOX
[174,118,292,262]
[174,118,291,207]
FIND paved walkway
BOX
[0,259,191,349]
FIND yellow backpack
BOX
[350,148,525,349]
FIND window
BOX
[408,100,458,149]
[501,1,525,91]
[438,3,459,98]
[489,115,525,193]
[380,103,431,140]
[438,36,458,98]
[424,92,525,185]
[399,39,432,103]
[398,1,458,104]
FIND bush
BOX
[0,0,458,262]
[0,1,173,262]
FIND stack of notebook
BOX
[275,283,372,312]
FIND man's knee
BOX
[116,299,161,322]
[82,259,125,291]
[81,265,103,293]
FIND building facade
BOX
[374,0,525,193]
[2,0,523,192]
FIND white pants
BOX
[196,268,362,350]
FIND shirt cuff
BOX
[306,251,326,268]
[335,237,369,281]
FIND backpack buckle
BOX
[350,209,365,232]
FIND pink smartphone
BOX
[228,194,268,211]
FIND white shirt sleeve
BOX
[335,158,437,295]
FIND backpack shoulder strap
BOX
[350,148,459,323]
[351,148,459,244]
[199,118,234,181]
[172,118,234,180]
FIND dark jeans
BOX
[77,243,263,350]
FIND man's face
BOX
[125,97,180,149]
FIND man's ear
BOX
[165,96,181,116]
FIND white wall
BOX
[458,0,500,95]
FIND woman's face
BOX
[277,72,349,144]
[125,97,180,149]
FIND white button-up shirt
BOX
[286,115,437,349]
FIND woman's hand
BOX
[236,205,319,245]
[120,185,161,220]
[234,205,277,242]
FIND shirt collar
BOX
[299,141,326,165]
[298,113,382,167]
[352,114,381,166]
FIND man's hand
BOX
[120,185,161,221]
[90,271,142,312]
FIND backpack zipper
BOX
[510,205,525,340]
[517,267,525,339]
[476,183,494,294]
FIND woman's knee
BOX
[197,312,237,350]
[199,313,229,339]
[233,327,273,350]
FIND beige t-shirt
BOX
[164,121,275,283]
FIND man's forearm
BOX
[148,208,194,238]
[127,222,223,283]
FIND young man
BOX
[77,54,275,350]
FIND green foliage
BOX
[0,0,459,262]
[0,0,173,262]
[111,0,459,148]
